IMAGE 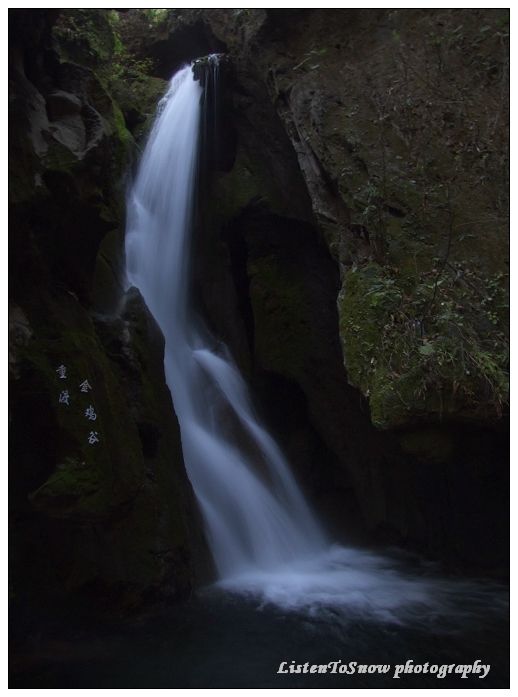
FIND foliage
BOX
[141,8,168,24]
[106,11,156,81]
[339,256,508,428]
[53,9,115,71]
[312,9,510,427]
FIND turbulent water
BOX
[124,63,508,639]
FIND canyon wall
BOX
[9,9,509,618]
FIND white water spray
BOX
[125,64,507,625]
[125,64,325,579]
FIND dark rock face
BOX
[204,7,509,427]
[9,9,210,615]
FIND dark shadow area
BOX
[10,570,509,688]
[145,22,227,80]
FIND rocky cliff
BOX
[9,9,211,618]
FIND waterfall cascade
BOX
[125,63,326,579]
[124,62,507,626]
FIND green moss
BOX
[112,102,131,148]
[91,229,125,314]
[211,147,289,229]
[93,291,196,595]
[110,76,168,143]
[53,10,116,80]
[29,459,105,518]
[247,253,313,383]
[41,143,79,175]
[23,317,145,520]
[338,263,386,395]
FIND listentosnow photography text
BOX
[277,659,490,679]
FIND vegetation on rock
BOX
[256,8,510,429]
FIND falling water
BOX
[125,63,326,580]
[124,63,508,628]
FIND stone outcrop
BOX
[9,9,210,615]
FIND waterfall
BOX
[125,63,326,579]
[124,63,507,627]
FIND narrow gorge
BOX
[9,8,509,689]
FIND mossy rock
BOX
[52,10,116,77]
[25,326,145,521]
[110,76,168,140]
[10,286,202,605]
[9,7,205,611]
[247,250,313,384]
[338,260,508,430]
[91,228,126,315]
[210,145,289,230]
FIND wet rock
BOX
[9,8,211,615]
